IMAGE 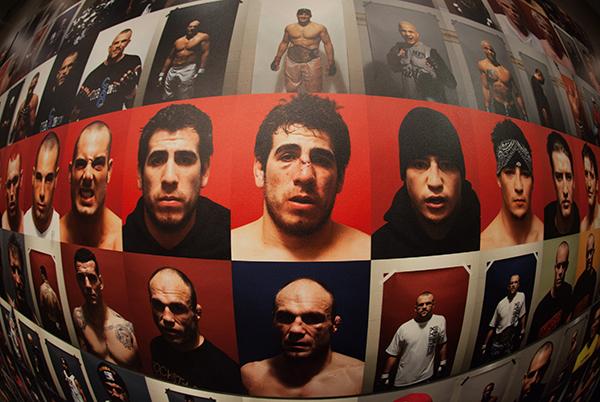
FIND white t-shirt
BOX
[23,208,60,241]
[386,314,447,387]
[490,291,526,334]
[64,372,85,402]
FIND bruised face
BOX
[32,144,59,232]
[107,31,131,62]
[75,260,102,306]
[551,151,574,219]
[498,165,533,219]
[274,279,339,360]
[584,156,597,208]
[399,22,420,46]
[69,126,113,217]
[256,125,341,236]
[405,155,462,225]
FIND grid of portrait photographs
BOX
[0,0,600,401]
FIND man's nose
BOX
[161,158,178,190]
[162,306,175,325]
[514,171,524,193]
[426,164,443,189]
[293,158,316,184]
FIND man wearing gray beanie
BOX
[372,107,480,258]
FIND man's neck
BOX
[416,213,454,241]
[169,334,204,353]
[105,54,124,65]
[507,293,516,302]
[279,349,333,384]
[34,213,53,235]
[83,301,107,328]
[8,210,22,231]
[555,208,574,235]
[143,208,196,250]
[499,207,533,244]
[68,208,107,245]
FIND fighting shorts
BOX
[284,55,322,93]
[163,63,196,100]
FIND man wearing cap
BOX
[480,120,543,249]
[372,107,480,258]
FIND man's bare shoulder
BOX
[480,214,503,250]
[103,208,123,250]
[106,307,133,328]
[231,219,263,259]
[1,211,9,230]
[59,212,73,242]
[331,352,365,370]
[530,214,543,241]
[330,223,370,260]
[241,357,273,388]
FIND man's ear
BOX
[136,168,142,190]
[200,164,210,189]
[496,175,501,189]
[107,158,113,183]
[195,304,202,320]
[254,159,265,188]
[332,315,341,334]
[99,274,104,291]
[336,172,345,194]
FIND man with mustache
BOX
[23,131,61,240]
[232,94,369,261]
[122,104,230,259]
[572,233,598,317]
[2,153,24,232]
[544,131,579,239]
[372,107,480,258]
[580,144,600,230]
[60,121,122,250]
[527,241,573,343]
[148,267,242,392]
[72,247,140,370]
[480,119,542,249]
[378,291,448,388]
[241,278,364,397]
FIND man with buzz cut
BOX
[123,104,230,259]
[372,107,480,258]
[480,119,543,249]
[231,94,369,261]
[580,143,600,231]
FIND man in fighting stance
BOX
[158,19,210,100]
[271,8,336,93]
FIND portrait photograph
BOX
[572,229,600,317]
[35,1,81,67]
[45,336,95,402]
[471,252,538,368]
[560,74,592,141]
[454,357,516,402]
[554,25,584,79]
[250,0,349,94]
[579,85,600,145]
[0,300,27,363]
[145,376,242,402]
[486,0,544,55]
[573,41,600,93]
[362,1,458,105]
[142,0,239,104]
[0,80,24,147]
[1,232,36,323]
[443,0,497,30]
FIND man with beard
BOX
[528,241,573,343]
[36,51,79,132]
[386,21,456,103]
[378,291,448,388]
[157,19,210,100]
[148,267,242,392]
[24,132,61,240]
[72,248,140,369]
[241,278,364,396]
[60,121,122,250]
[572,233,598,317]
[481,274,527,360]
[530,68,553,128]
[2,153,24,232]
[372,107,480,258]
[122,104,230,259]
[73,29,141,120]
[231,94,369,261]
[10,72,39,142]
[271,8,336,93]
[7,234,34,321]
[478,40,527,119]
[580,144,600,230]
[516,342,553,402]
[480,120,543,249]
[544,132,579,238]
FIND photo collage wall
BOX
[0,0,600,401]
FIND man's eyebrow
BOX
[273,143,301,155]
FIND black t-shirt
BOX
[543,201,580,239]
[573,268,597,316]
[76,54,141,119]
[528,284,572,343]
[36,80,78,132]
[151,337,244,393]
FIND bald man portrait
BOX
[241,278,364,397]
[516,342,553,402]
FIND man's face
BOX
[56,53,77,87]
[399,22,420,46]
[5,156,22,219]
[521,348,551,397]
[482,41,497,62]
[297,12,311,25]
[185,20,200,37]
[498,165,532,220]
[107,31,131,62]
[534,70,545,84]
[551,151,574,219]
[256,125,341,236]
[139,128,206,232]
[584,156,597,208]
[149,270,199,346]
[8,245,23,299]
[554,244,569,290]
[414,293,434,322]
[586,235,595,271]
[69,128,112,217]
[27,76,38,96]
[75,260,102,305]
[273,280,337,359]
[508,275,520,296]
[405,155,462,225]
[32,146,59,231]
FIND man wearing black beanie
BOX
[372,107,480,258]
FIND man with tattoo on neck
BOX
[72,248,140,370]
[478,40,527,120]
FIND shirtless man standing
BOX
[72,247,140,370]
[271,8,336,93]
[60,121,122,250]
[241,278,364,397]
[158,19,209,100]
[10,72,39,143]
[478,40,527,120]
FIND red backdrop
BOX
[28,249,61,322]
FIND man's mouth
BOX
[513,198,527,206]
[424,196,447,209]
[289,195,317,209]
[79,188,95,201]
[561,200,571,210]
[157,196,183,208]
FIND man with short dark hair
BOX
[232,94,369,261]
[372,107,480,258]
[7,235,34,321]
[580,143,600,230]
[378,291,448,388]
[528,241,573,343]
[241,278,364,396]
[572,233,598,317]
[544,131,579,238]
[123,104,230,259]
[148,267,242,393]
[24,131,60,240]
[2,153,24,232]
[517,342,553,402]
[481,120,543,249]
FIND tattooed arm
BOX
[72,307,89,352]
